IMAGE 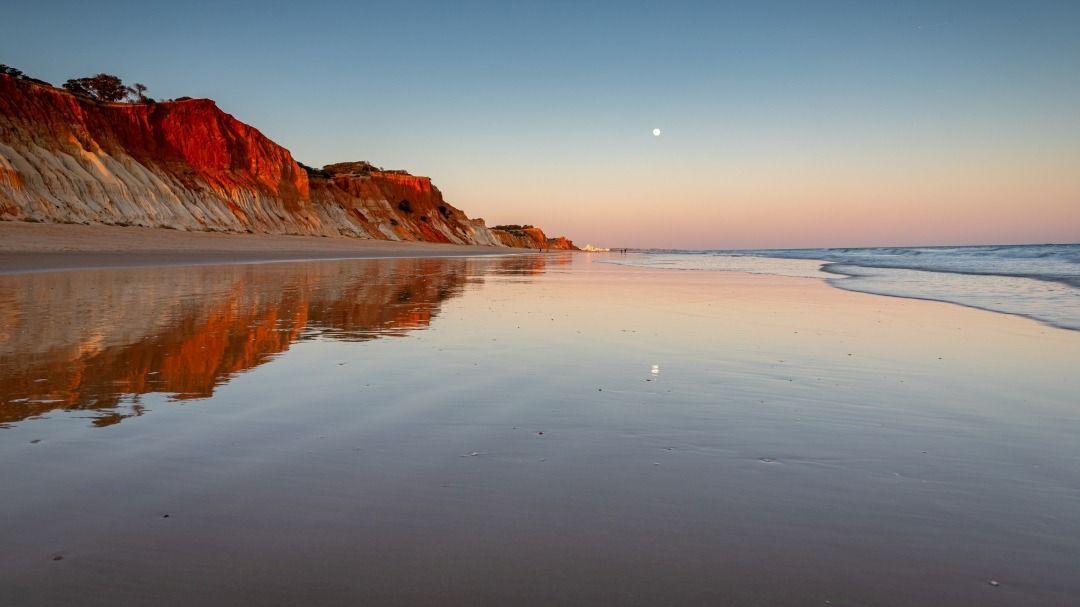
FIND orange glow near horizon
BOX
[446,147,1080,249]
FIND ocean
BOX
[604,244,1080,331]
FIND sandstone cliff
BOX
[487,224,575,250]
[0,74,575,249]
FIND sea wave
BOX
[642,244,1080,287]
[820,263,1080,331]
[604,244,1080,330]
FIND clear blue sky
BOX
[3,1,1078,247]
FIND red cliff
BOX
[0,74,575,248]
[488,225,577,250]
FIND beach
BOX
[1,248,1078,606]
[0,222,529,274]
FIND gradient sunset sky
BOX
[3,1,1078,248]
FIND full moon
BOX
[652,128,662,137]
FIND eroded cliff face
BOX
[0,75,314,233]
[308,161,502,245]
[489,225,577,250]
[0,75,574,248]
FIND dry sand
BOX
[0,222,533,273]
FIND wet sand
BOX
[0,222,530,273]
[1,253,1078,606]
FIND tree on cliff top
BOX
[62,73,152,103]
[1,64,53,86]
[130,82,150,102]
[63,74,128,102]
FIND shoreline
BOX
[0,222,545,274]
[600,251,1079,332]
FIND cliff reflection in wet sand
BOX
[0,255,550,427]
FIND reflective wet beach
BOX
[0,256,519,426]
[1,254,1079,606]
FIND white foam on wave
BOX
[744,244,1080,286]
[823,263,1080,331]
[604,246,1080,331]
